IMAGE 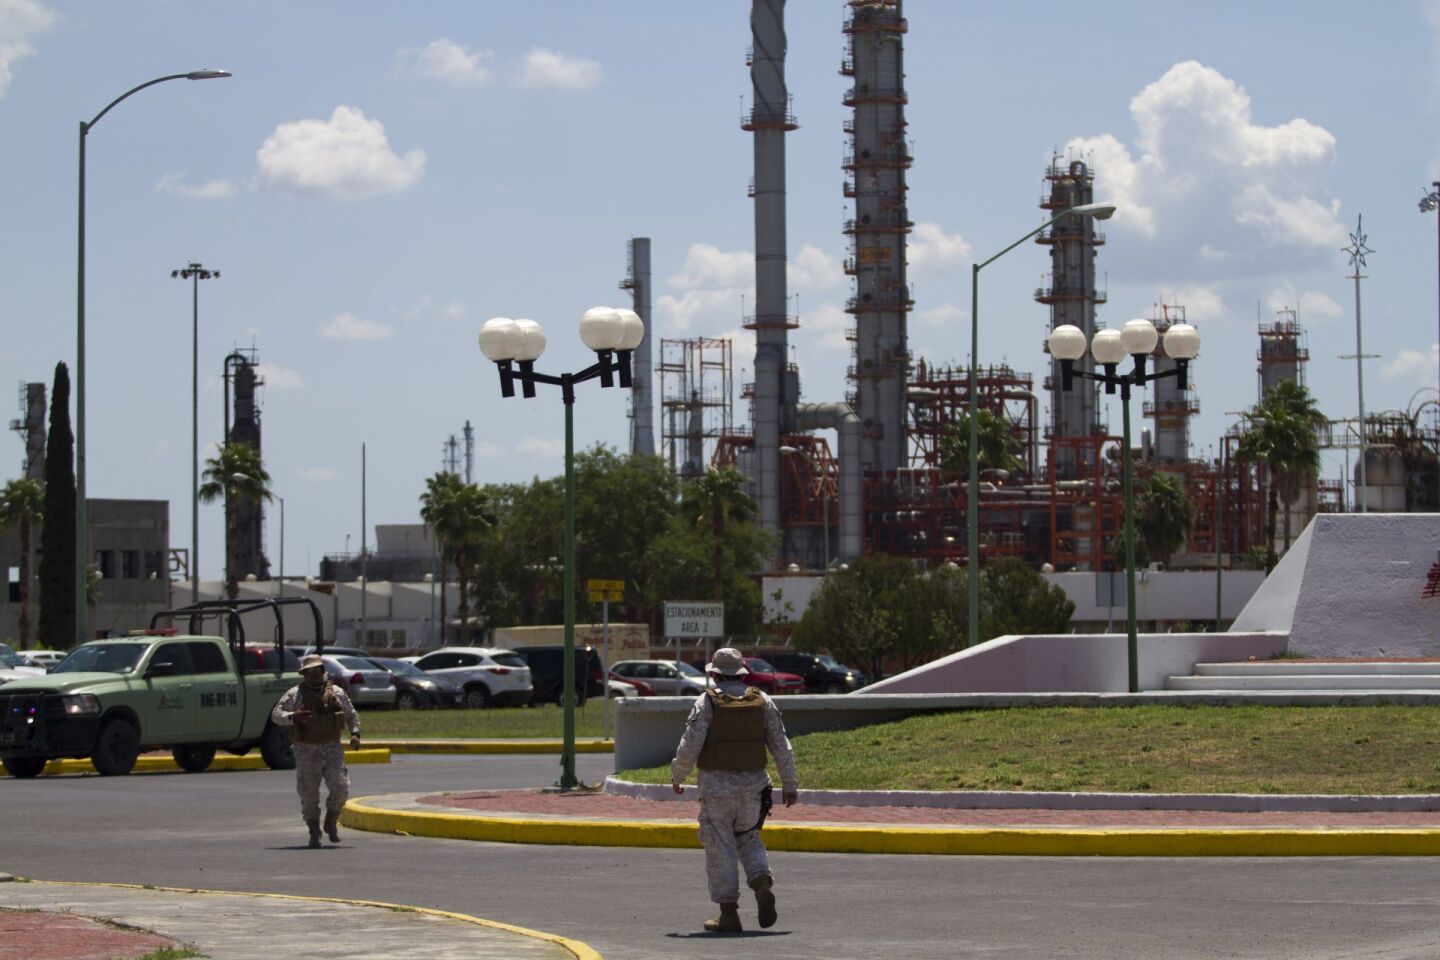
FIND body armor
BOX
[697,687,767,772]
[291,682,345,745]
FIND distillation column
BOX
[224,352,270,583]
[1038,158,1106,479]
[843,0,911,473]
[621,237,656,458]
[1147,307,1198,468]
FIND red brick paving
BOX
[0,909,178,960]
[419,790,1440,828]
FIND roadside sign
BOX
[587,578,625,603]
[664,601,725,638]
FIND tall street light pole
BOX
[276,494,285,600]
[1341,216,1375,513]
[76,69,231,644]
[172,261,219,605]
[479,306,644,791]
[968,201,1116,649]
[1420,185,1440,419]
[1049,318,1202,692]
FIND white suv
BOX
[411,647,533,708]
[611,659,709,696]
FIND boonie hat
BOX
[300,654,325,672]
[706,648,749,677]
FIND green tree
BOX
[1237,381,1323,571]
[792,553,916,680]
[896,562,969,669]
[642,507,774,635]
[0,478,44,648]
[679,466,756,601]
[979,557,1075,639]
[198,442,272,599]
[937,409,1024,478]
[420,472,497,642]
[1136,471,1195,568]
[39,362,75,647]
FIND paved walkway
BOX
[0,877,599,960]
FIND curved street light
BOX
[76,69,231,644]
[1048,317,1201,692]
[479,305,643,790]
[966,202,1116,649]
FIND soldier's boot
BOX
[750,874,777,929]
[703,903,742,934]
[306,820,322,849]
[324,811,342,844]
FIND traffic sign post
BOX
[588,579,625,740]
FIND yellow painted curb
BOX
[368,738,613,755]
[29,748,391,777]
[27,878,601,960]
[341,796,1440,857]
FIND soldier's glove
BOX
[349,735,361,752]
[782,791,798,807]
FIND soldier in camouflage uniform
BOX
[270,655,361,848]
[671,647,799,934]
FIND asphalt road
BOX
[6,754,1440,959]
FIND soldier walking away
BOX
[270,655,361,848]
[671,647,798,934]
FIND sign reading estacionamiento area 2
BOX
[663,602,725,638]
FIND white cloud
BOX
[474,441,503,458]
[800,303,851,351]
[1263,285,1343,322]
[257,106,426,200]
[300,467,336,483]
[399,38,492,87]
[1385,343,1439,382]
[670,243,752,290]
[907,223,971,274]
[916,303,964,328]
[0,0,53,100]
[656,289,738,334]
[256,364,304,390]
[441,300,467,320]
[1152,286,1226,323]
[401,294,467,323]
[517,47,601,90]
[517,438,564,458]
[789,245,845,289]
[1064,61,1344,279]
[155,172,237,200]
[321,312,393,341]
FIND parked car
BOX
[15,650,66,670]
[301,645,370,659]
[238,645,302,673]
[0,644,44,677]
[365,656,463,710]
[607,677,640,698]
[610,660,708,696]
[610,670,655,696]
[766,652,868,693]
[741,658,805,695]
[410,647,533,708]
[511,645,606,706]
[320,654,396,708]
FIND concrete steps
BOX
[1167,661,1440,692]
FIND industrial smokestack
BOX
[623,237,656,457]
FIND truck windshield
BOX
[51,643,145,675]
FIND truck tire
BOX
[91,719,140,776]
[2,755,47,778]
[172,745,216,772]
[260,721,295,770]
[463,685,491,709]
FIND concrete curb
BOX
[368,738,613,755]
[11,748,392,778]
[602,775,1440,813]
[21,878,602,960]
[341,794,1440,857]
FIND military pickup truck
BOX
[0,597,324,778]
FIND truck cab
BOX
[0,597,324,778]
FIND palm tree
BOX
[0,478,44,648]
[1237,381,1323,571]
[680,466,756,601]
[420,473,497,642]
[198,443,272,599]
[1136,471,1194,568]
[938,410,1024,479]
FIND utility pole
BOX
[171,261,218,605]
[1341,216,1376,513]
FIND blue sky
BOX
[1,1,1437,579]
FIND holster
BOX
[736,784,774,836]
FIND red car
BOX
[742,658,805,695]
[610,670,656,696]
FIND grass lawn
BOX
[361,702,612,739]
[621,704,1440,794]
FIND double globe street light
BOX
[478,306,644,791]
[1046,317,1201,693]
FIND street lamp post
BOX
[76,69,231,644]
[276,494,284,600]
[1048,318,1202,693]
[778,445,829,570]
[1419,184,1440,404]
[478,306,643,791]
[172,261,219,606]
[967,202,1116,649]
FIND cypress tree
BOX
[38,361,76,647]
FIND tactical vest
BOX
[291,682,345,745]
[696,687,767,772]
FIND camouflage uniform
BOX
[271,670,360,844]
[671,675,798,907]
